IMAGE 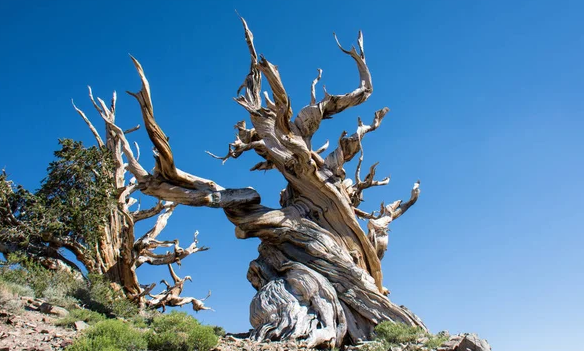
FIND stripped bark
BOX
[70,91,211,311]
[71,17,424,347]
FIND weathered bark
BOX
[80,17,425,347]
[70,92,210,311]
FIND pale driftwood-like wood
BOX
[71,89,212,312]
[75,17,424,348]
[146,264,211,312]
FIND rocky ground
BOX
[215,333,315,351]
[0,297,490,351]
[214,333,491,351]
[0,297,76,351]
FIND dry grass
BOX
[0,280,27,314]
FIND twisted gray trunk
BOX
[84,17,425,348]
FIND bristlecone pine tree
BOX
[1,127,211,312]
[1,17,427,348]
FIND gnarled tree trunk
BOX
[83,17,425,348]
[71,91,211,311]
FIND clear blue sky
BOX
[1,1,583,350]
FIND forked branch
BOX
[367,181,421,261]
[145,264,211,312]
[324,107,389,181]
[293,31,374,145]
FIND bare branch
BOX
[386,180,421,221]
[168,262,181,284]
[292,32,373,146]
[124,55,264,202]
[323,31,372,118]
[354,207,379,220]
[234,15,261,113]
[263,91,275,110]
[137,283,157,299]
[92,91,149,182]
[132,199,165,221]
[134,202,177,243]
[310,68,323,105]
[258,57,293,127]
[133,141,141,162]
[72,99,105,148]
[124,124,141,134]
[87,86,104,116]
[145,264,211,312]
[315,140,329,154]
[250,160,275,171]
[43,235,95,273]
[352,162,390,207]
[366,181,421,261]
[324,107,389,177]
[133,203,208,267]
[206,137,266,164]
[135,233,208,267]
[93,90,259,207]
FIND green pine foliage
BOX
[0,138,116,263]
[0,254,83,298]
[36,138,116,248]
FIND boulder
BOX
[74,321,89,331]
[38,303,68,317]
[457,333,491,351]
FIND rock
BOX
[438,335,464,350]
[38,303,69,317]
[457,333,491,351]
[60,338,74,348]
[437,330,450,338]
[417,336,429,343]
[74,321,89,331]
[436,333,491,351]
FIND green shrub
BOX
[360,341,388,351]
[0,254,83,299]
[73,274,139,319]
[43,285,81,310]
[126,309,160,329]
[374,321,424,345]
[0,281,25,314]
[424,334,449,349]
[0,256,139,318]
[146,311,218,351]
[55,309,106,328]
[0,277,34,298]
[212,325,226,337]
[372,321,450,350]
[67,319,147,351]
